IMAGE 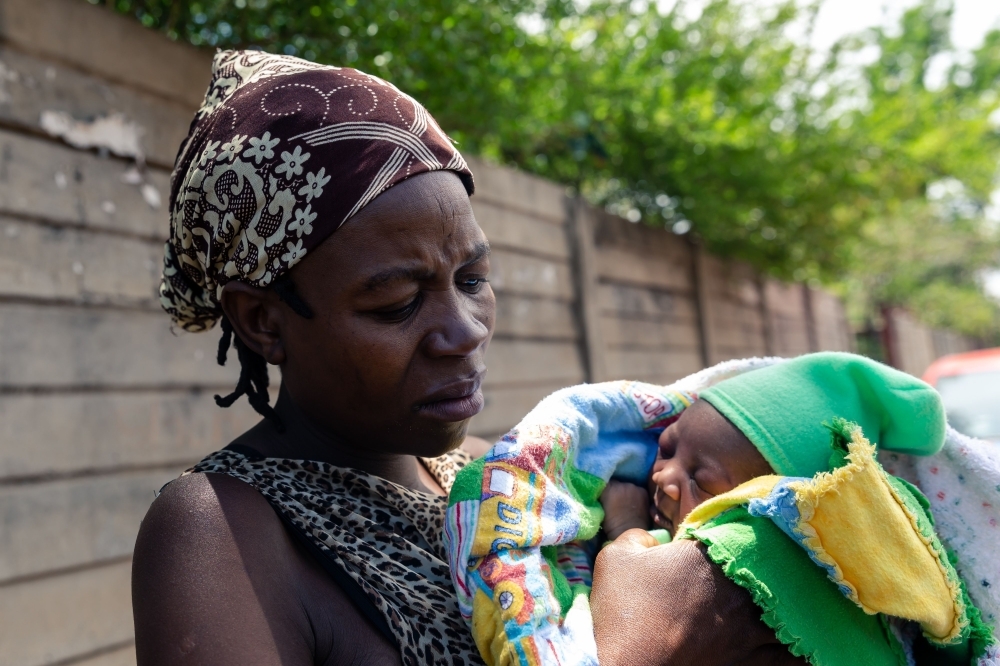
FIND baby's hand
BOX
[600,481,651,541]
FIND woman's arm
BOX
[590,530,806,666]
[132,473,399,666]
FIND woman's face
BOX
[275,171,495,458]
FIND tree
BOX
[101,0,1000,339]
[830,1,1000,338]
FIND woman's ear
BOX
[219,282,288,366]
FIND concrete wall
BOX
[0,1,252,665]
[0,1,853,663]
[555,206,852,406]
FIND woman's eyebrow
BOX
[361,241,490,292]
[362,265,435,292]
[465,240,491,264]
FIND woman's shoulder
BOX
[132,470,309,662]
[133,470,298,610]
[142,470,281,543]
[133,470,401,665]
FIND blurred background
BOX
[0,0,997,663]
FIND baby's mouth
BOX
[650,504,674,534]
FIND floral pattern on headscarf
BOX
[161,50,474,332]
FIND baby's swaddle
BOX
[445,358,999,666]
[446,379,694,665]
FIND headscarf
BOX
[160,50,474,332]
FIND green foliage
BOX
[515,1,867,280]
[841,202,1000,338]
[100,0,1000,336]
[829,1,1000,339]
[96,0,563,159]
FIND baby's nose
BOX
[650,466,681,502]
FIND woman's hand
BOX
[591,530,807,666]
[600,481,651,540]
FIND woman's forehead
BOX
[295,172,486,285]
[348,172,480,248]
[360,170,474,225]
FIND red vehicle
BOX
[922,348,1000,442]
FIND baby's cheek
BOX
[680,491,711,523]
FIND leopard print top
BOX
[186,448,484,666]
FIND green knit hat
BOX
[699,352,946,477]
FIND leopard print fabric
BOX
[186,448,484,666]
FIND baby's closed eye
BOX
[689,477,712,500]
[692,466,733,497]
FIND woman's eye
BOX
[375,294,421,322]
[458,277,487,293]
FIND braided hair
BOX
[214,273,315,432]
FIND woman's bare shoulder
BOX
[132,472,401,666]
[139,472,282,543]
[134,472,294,595]
[132,472,310,664]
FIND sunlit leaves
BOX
[103,0,1000,337]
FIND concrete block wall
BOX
[557,206,853,399]
[583,205,704,383]
[0,1,856,663]
[0,1,257,664]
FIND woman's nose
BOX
[423,288,492,358]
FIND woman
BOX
[133,50,794,665]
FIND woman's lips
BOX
[416,376,485,422]
[417,388,485,422]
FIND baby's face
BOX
[647,399,773,535]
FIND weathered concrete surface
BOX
[0,0,212,108]
[0,47,196,167]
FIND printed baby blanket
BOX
[445,379,696,666]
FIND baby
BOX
[597,353,996,664]
[600,397,772,540]
[600,351,948,541]
[448,352,993,666]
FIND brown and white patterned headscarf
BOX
[160,50,474,332]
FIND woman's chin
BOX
[404,419,474,459]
